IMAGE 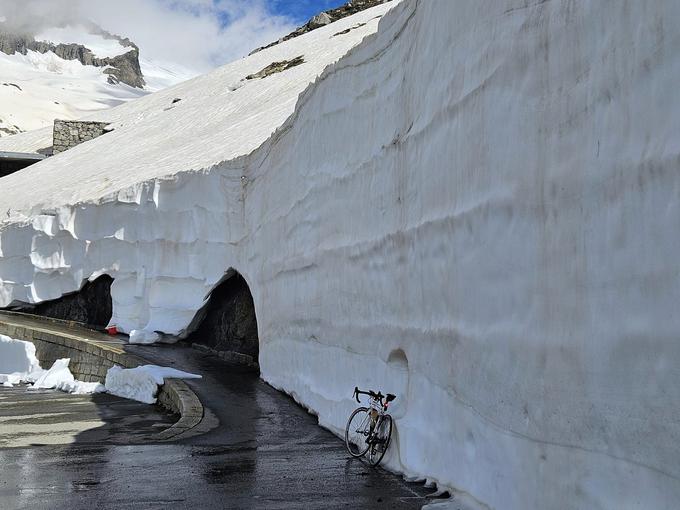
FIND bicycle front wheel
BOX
[367,414,393,467]
[345,407,371,457]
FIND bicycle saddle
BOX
[385,393,396,402]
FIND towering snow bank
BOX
[1,0,680,508]
[0,3,395,332]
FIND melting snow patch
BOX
[0,334,200,403]
[29,358,104,393]
[129,329,161,345]
[0,335,103,394]
[30,358,74,389]
[0,335,43,387]
[57,379,107,395]
[105,365,201,404]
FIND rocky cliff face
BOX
[10,275,113,328]
[0,23,145,88]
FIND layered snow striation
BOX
[1,0,680,508]
[0,5,394,337]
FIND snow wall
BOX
[1,1,680,508]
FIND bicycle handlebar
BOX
[354,386,393,404]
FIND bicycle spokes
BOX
[346,388,397,467]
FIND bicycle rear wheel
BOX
[367,414,393,467]
[345,407,371,457]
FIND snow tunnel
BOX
[8,274,114,328]
[185,270,259,365]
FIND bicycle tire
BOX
[367,414,393,467]
[345,407,371,457]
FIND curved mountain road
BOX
[0,335,435,509]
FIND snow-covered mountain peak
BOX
[0,20,193,137]
[35,24,135,59]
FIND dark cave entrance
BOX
[186,271,259,363]
[9,274,113,328]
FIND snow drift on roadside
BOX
[0,334,42,386]
[105,365,201,404]
[30,357,105,394]
[0,334,104,393]
[0,335,200,401]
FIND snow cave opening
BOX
[186,270,259,364]
[385,348,409,412]
[7,274,114,328]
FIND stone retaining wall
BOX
[0,320,140,382]
[53,120,111,154]
[0,312,204,441]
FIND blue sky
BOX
[0,0,353,73]
[268,0,347,23]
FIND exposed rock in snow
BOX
[250,0,388,54]
[0,1,679,508]
[309,13,333,29]
[245,55,305,80]
[0,22,144,88]
[11,274,113,328]
[104,364,201,404]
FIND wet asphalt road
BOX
[0,343,431,509]
[0,386,175,447]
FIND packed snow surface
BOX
[105,365,201,404]
[0,1,679,508]
[138,57,197,93]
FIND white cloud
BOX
[0,0,297,73]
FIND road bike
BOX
[345,386,396,467]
